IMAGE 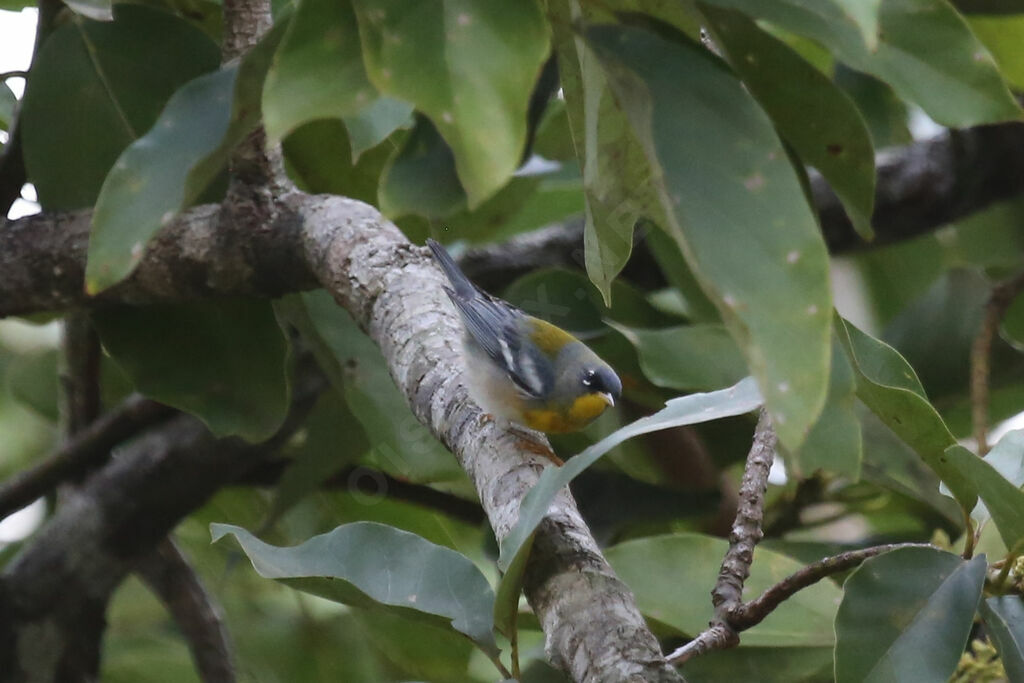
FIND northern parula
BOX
[427,239,622,435]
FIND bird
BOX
[426,238,622,462]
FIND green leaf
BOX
[833,67,912,149]
[299,290,463,483]
[282,118,402,203]
[835,315,974,509]
[1002,288,1024,352]
[702,0,1020,126]
[379,115,465,218]
[85,20,287,293]
[351,0,550,206]
[606,533,842,646]
[19,5,219,211]
[702,6,875,239]
[788,337,861,479]
[211,522,500,656]
[260,392,368,530]
[681,646,833,683]
[968,15,1024,91]
[262,0,402,141]
[498,377,762,571]
[942,444,1024,553]
[550,0,664,305]
[0,82,16,132]
[342,96,413,161]
[834,547,986,683]
[92,298,290,441]
[609,322,747,391]
[586,24,832,451]
[980,596,1024,683]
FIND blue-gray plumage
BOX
[427,239,622,434]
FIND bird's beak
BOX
[599,392,615,407]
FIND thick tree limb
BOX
[291,192,681,681]
[136,539,235,683]
[0,394,171,521]
[0,374,322,683]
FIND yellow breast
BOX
[522,394,611,434]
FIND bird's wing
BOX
[451,295,553,399]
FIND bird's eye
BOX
[581,369,596,387]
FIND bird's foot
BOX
[508,426,563,466]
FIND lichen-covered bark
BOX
[293,193,682,682]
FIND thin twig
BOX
[667,410,776,663]
[667,543,932,664]
[0,394,172,520]
[136,538,236,683]
[970,270,1024,455]
[731,543,931,630]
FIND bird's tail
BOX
[426,239,476,300]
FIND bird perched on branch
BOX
[427,239,621,462]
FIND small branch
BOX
[235,461,486,526]
[667,543,932,664]
[730,543,931,631]
[711,409,776,613]
[136,539,235,683]
[59,314,102,434]
[0,394,172,521]
[971,269,1024,455]
[666,410,775,664]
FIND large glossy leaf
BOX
[835,315,974,509]
[211,522,499,656]
[262,0,412,142]
[702,6,875,239]
[943,444,1024,553]
[19,5,219,211]
[497,377,762,571]
[701,0,1020,126]
[351,0,549,207]
[64,0,112,20]
[549,0,664,305]
[586,24,832,451]
[980,596,1024,683]
[610,323,747,391]
[85,21,287,293]
[299,290,463,483]
[92,298,290,441]
[606,533,842,646]
[834,547,986,683]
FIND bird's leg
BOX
[507,425,563,466]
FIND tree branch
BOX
[0,394,172,521]
[665,411,775,665]
[971,269,1024,455]
[0,372,323,682]
[291,192,681,681]
[136,539,235,683]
